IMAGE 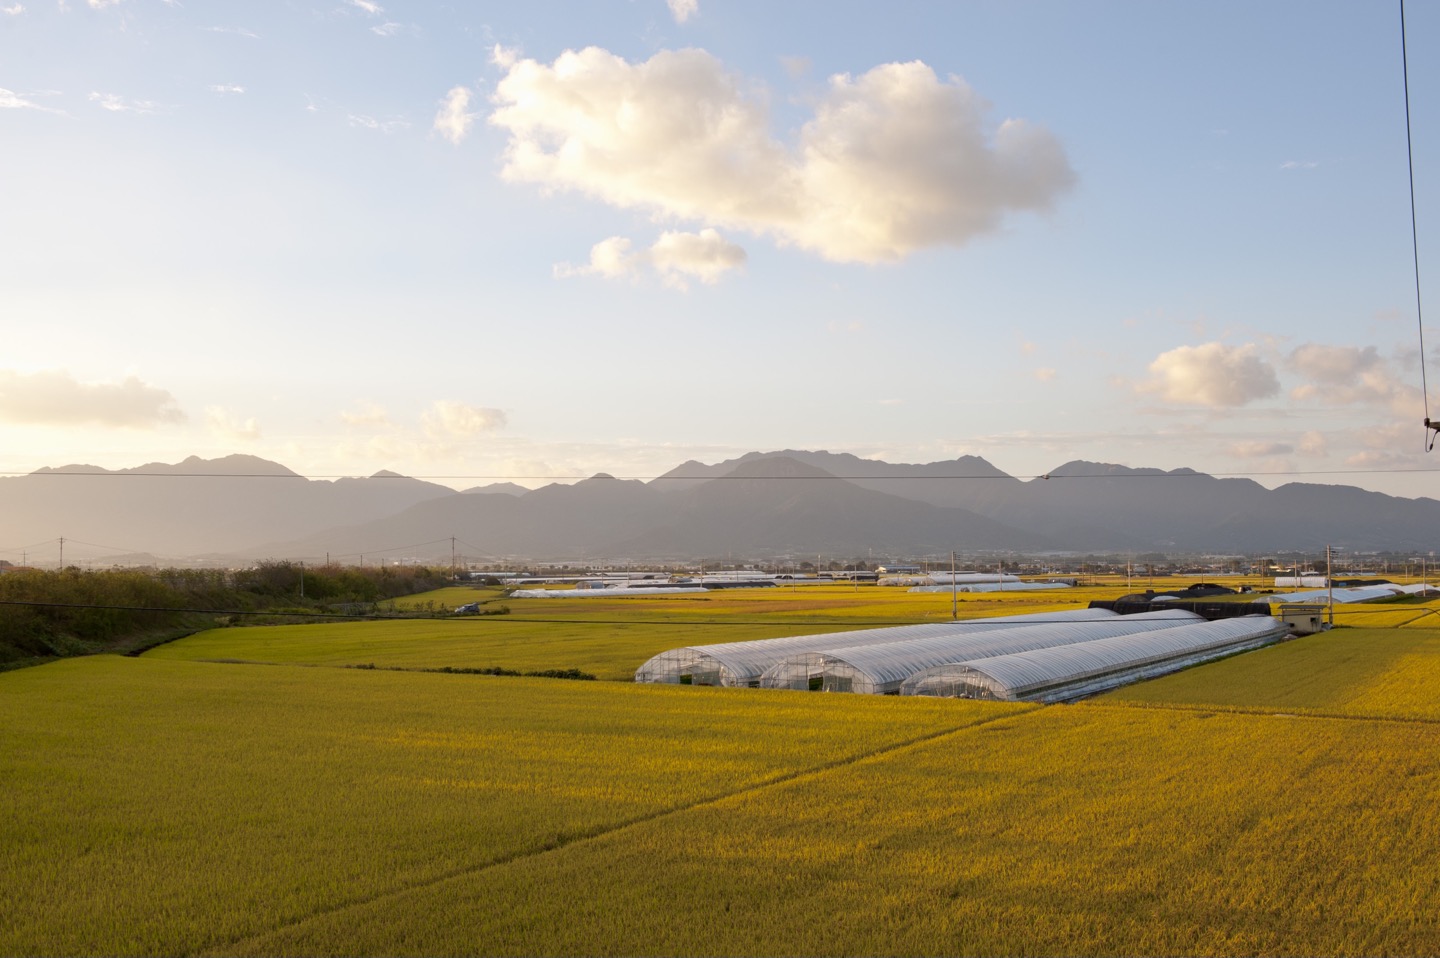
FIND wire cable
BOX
[1402,0,1437,448]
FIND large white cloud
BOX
[0,370,185,427]
[487,48,1073,264]
[1141,343,1280,407]
[557,228,746,289]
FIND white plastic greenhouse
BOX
[758,609,1206,694]
[1254,585,1408,606]
[633,607,1121,687]
[900,615,1288,703]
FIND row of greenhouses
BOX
[635,609,1288,701]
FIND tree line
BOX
[0,562,452,669]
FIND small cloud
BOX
[421,400,507,438]
[0,87,63,114]
[209,84,245,95]
[371,21,417,37]
[3,4,25,15]
[555,229,746,290]
[89,91,163,114]
[1139,342,1280,407]
[87,0,121,8]
[348,0,382,14]
[490,44,519,69]
[666,0,698,23]
[348,113,409,133]
[1280,160,1319,171]
[1227,440,1293,458]
[0,370,185,428]
[1297,430,1327,457]
[205,407,261,441]
[1287,343,1411,413]
[203,26,261,39]
[340,402,392,428]
[433,86,475,145]
[1032,367,1057,382]
[780,55,811,78]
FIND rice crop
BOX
[147,585,1123,679]
[0,655,1013,957]
[1106,626,1440,721]
[222,705,1440,957]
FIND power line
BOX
[6,467,1440,481]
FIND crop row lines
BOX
[203,705,1037,956]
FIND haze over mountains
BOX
[5,451,1440,566]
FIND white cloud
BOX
[1296,430,1327,457]
[203,26,261,39]
[666,0,698,23]
[348,0,382,14]
[87,0,121,8]
[0,370,185,427]
[555,229,746,289]
[488,48,1074,264]
[0,88,62,113]
[1227,440,1293,458]
[1140,342,1280,407]
[89,91,162,114]
[491,44,519,70]
[209,84,245,95]
[1032,367,1057,382]
[340,402,393,428]
[1287,344,1414,414]
[433,86,476,145]
[371,21,416,37]
[205,407,261,441]
[421,400,507,438]
[348,113,409,133]
[1280,160,1319,171]
[649,229,747,287]
[3,4,25,15]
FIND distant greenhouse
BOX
[633,608,1120,687]
[900,615,1287,703]
[759,609,1205,695]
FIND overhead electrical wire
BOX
[1402,0,1438,449]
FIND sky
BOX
[4,0,1440,498]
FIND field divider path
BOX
[1084,697,1440,727]
[201,704,1040,957]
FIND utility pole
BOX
[300,560,305,599]
[951,550,958,620]
[1326,544,1334,629]
[58,537,64,570]
[451,537,457,580]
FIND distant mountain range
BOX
[4,450,1439,565]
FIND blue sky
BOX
[4,0,1440,498]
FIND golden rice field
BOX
[148,583,1136,678]
[0,656,1009,956]
[1108,625,1440,721]
[8,582,1440,956]
[225,706,1440,957]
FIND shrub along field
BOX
[6,583,1440,956]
